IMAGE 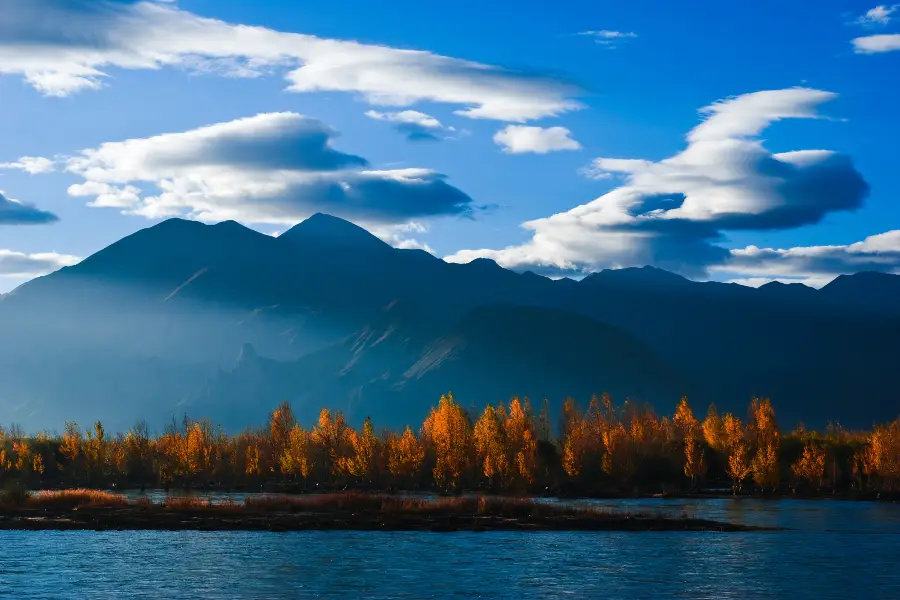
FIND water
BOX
[0,499,897,599]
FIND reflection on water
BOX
[0,499,897,599]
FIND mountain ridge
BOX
[1,213,898,431]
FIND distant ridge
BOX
[1,213,899,431]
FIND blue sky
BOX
[1,0,899,292]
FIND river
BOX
[0,498,897,598]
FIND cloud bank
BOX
[0,0,583,121]
[493,126,582,154]
[0,192,58,225]
[718,230,900,286]
[57,112,474,226]
[0,249,81,278]
[447,88,871,283]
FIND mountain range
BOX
[1,213,898,432]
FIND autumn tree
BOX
[474,405,508,486]
[280,424,313,481]
[345,417,379,483]
[504,398,538,487]
[674,397,705,486]
[792,443,826,490]
[724,413,751,493]
[311,408,351,480]
[387,426,425,483]
[702,404,727,453]
[423,393,473,490]
[85,421,108,483]
[269,401,295,475]
[750,398,780,491]
[870,418,900,489]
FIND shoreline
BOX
[0,507,768,533]
[0,491,775,533]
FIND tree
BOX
[504,398,538,486]
[724,413,751,493]
[346,417,378,482]
[537,399,552,443]
[60,421,82,462]
[702,404,727,453]
[269,401,295,474]
[280,424,313,480]
[674,397,705,487]
[792,443,826,489]
[423,393,472,490]
[85,421,108,482]
[387,426,425,482]
[750,398,780,491]
[870,418,900,489]
[311,408,350,479]
[474,405,508,485]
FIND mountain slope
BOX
[190,303,690,430]
[1,214,898,431]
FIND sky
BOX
[1,0,899,293]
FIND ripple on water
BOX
[0,499,897,599]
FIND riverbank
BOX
[0,490,771,532]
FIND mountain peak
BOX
[582,265,690,288]
[278,213,391,251]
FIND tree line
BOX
[1,394,898,496]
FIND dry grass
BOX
[241,492,613,519]
[25,489,129,509]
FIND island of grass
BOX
[0,490,773,532]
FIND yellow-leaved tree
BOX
[387,426,425,482]
[423,393,472,491]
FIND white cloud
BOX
[853,33,900,52]
[578,30,638,48]
[0,249,81,278]
[60,112,474,226]
[446,88,868,279]
[369,221,436,254]
[717,230,900,286]
[0,156,56,174]
[0,0,583,122]
[493,125,582,154]
[853,5,899,26]
[365,110,455,141]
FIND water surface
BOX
[0,498,896,599]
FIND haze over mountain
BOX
[1,214,898,432]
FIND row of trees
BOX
[1,394,898,496]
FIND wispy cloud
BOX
[0,0,584,122]
[0,156,56,174]
[852,4,899,26]
[577,30,638,48]
[364,110,455,142]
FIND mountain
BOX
[189,303,689,430]
[1,213,898,431]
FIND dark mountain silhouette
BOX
[1,213,898,431]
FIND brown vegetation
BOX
[0,490,767,532]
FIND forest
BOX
[1,394,898,497]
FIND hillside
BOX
[1,214,898,431]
